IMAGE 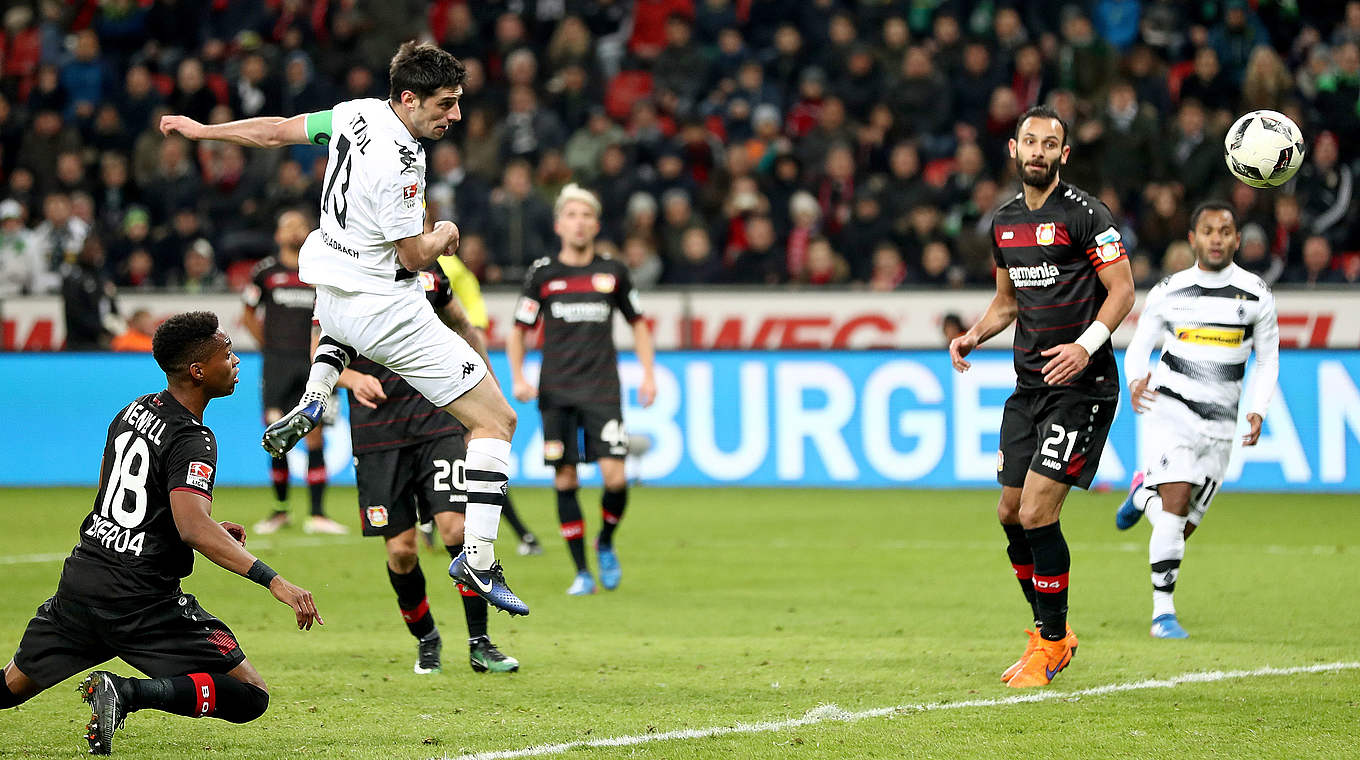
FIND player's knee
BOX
[230,683,269,724]
[602,472,627,492]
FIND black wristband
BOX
[246,560,278,588]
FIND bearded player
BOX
[949,105,1135,688]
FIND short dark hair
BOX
[1015,105,1069,148]
[152,311,221,375]
[1190,200,1237,230]
[388,41,466,102]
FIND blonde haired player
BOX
[1115,200,1279,638]
[507,184,656,595]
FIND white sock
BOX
[463,437,511,571]
[1131,480,1156,514]
[306,337,356,398]
[1149,504,1188,620]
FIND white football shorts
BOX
[314,284,487,408]
[1140,405,1233,525]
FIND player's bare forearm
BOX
[160,114,309,148]
[506,326,528,382]
[1093,259,1135,333]
[395,222,458,271]
[242,308,265,346]
[170,491,261,576]
[632,320,657,406]
[971,276,1019,345]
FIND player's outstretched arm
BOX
[170,491,324,629]
[951,268,1018,372]
[1244,289,1280,446]
[160,113,312,149]
[1123,284,1166,413]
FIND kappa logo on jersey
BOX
[592,273,617,293]
[186,462,213,491]
[1176,326,1245,347]
[1036,223,1056,246]
[417,270,438,292]
[1007,261,1060,288]
[461,361,476,378]
[396,142,417,174]
[366,505,389,527]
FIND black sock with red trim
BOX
[388,563,435,640]
[557,488,588,572]
[1002,522,1040,626]
[123,674,268,723]
[1026,521,1071,641]
[307,447,327,517]
[269,456,288,503]
[597,487,627,547]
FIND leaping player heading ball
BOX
[160,42,528,617]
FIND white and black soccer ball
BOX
[1223,110,1305,188]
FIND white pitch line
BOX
[440,661,1360,760]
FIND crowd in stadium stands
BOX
[1,0,1359,336]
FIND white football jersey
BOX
[298,98,427,296]
[1125,262,1279,439]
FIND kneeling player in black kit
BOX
[0,311,323,754]
[340,262,519,674]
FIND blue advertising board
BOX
[2,350,1358,491]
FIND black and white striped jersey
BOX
[1125,263,1279,439]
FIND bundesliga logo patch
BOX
[366,506,388,527]
[186,462,213,491]
[402,183,418,210]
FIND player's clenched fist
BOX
[160,114,205,140]
[269,576,324,630]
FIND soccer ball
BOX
[1223,110,1305,188]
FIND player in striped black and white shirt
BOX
[1114,200,1279,639]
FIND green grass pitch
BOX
[1,486,1357,759]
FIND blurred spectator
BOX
[457,233,492,283]
[564,107,625,182]
[116,64,162,136]
[785,190,820,281]
[1271,194,1305,265]
[1283,235,1341,286]
[231,52,282,119]
[18,110,81,194]
[153,207,208,278]
[1129,252,1158,288]
[1093,81,1160,200]
[60,29,111,123]
[111,308,156,352]
[630,0,694,61]
[1236,222,1283,284]
[1209,0,1271,86]
[654,14,709,111]
[0,198,44,296]
[622,235,663,289]
[1058,7,1117,100]
[1138,184,1189,261]
[1241,45,1293,111]
[486,159,554,279]
[1316,42,1360,155]
[867,241,907,291]
[1294,131,1354,247]
[459,107,503,186]
[658,189,702,265]
[165,238,227,293]
[1164,99,1220,198]
[1161,239,1195,275]
[144,136,201,224]
[954,42,1002,128]
[914,240,964,287]
[1179,47,1237,114]
[623,190,661,252]
[501,86,565,164]
[33,192,89,280]
[727,213,782,285]
[263,159,317,222]
[666,225,723,284]
[839,191,892,281]
[889,47,951,144]
[797,236,849,285]
[837,45,885,123]
[170,58,218,124]
[62,237,119,350]
[548,63,597,134]
[428,143,490,236]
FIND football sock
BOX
[306,447,327,517]
[1025,521,1070,642]
[501,493,532,540]
[459,581,489,640]
[388,563,436,640]
[1149,501,1187,619]
[1002,522,1041,626]
[123,674,269,723]
[597,487,627,547]
[269,456,289,502]
[306,336,356,397]
[556,487,588,572]
[0,675,21,708]
[464,438,511,570]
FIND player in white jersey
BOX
[1114,201,1279,638]
[159,42,527,616]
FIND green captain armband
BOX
[305,110,334,145]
